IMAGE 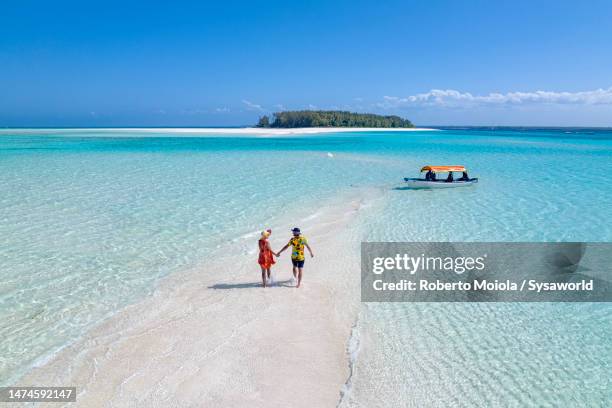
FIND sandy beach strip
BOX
[0,127,438,136]
[14,188,381,407]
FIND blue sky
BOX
[1,0,612,126]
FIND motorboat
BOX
[404,165,478,188]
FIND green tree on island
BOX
[255,110,413,128]
[256,115,270,127]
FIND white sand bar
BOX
[0,127,437,136]
[16,189,380,407]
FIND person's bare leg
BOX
[266,268,271,280]
[296,267,303,288]
[292,266,298,279]
[261,267,267,287]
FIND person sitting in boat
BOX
[458,171,470,181]
[425,170,434,181]
[445,172,454,182]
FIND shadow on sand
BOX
[208,279,295,290]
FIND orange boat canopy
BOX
[420,165,466,173]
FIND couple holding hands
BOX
[258,227,314,288]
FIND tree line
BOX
[256,110,413,128]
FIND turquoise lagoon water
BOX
[1,128,611,403]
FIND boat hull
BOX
[403,178,478,189]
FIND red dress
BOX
[258,238,275,268]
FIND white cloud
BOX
[379,87,612,108]
[215,107,230,113]
[242,99,264,112]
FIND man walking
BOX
[277,227,314,288]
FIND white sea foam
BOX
[337,320,362,408]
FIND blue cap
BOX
[291,227,301,233]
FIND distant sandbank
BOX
[0,127,438,136]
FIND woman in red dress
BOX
[258,229,277,287]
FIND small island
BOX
[256,110,413,128]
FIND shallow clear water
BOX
[0,132,383,383]
[1,129,611,403]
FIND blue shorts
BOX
[292,259,305,268]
